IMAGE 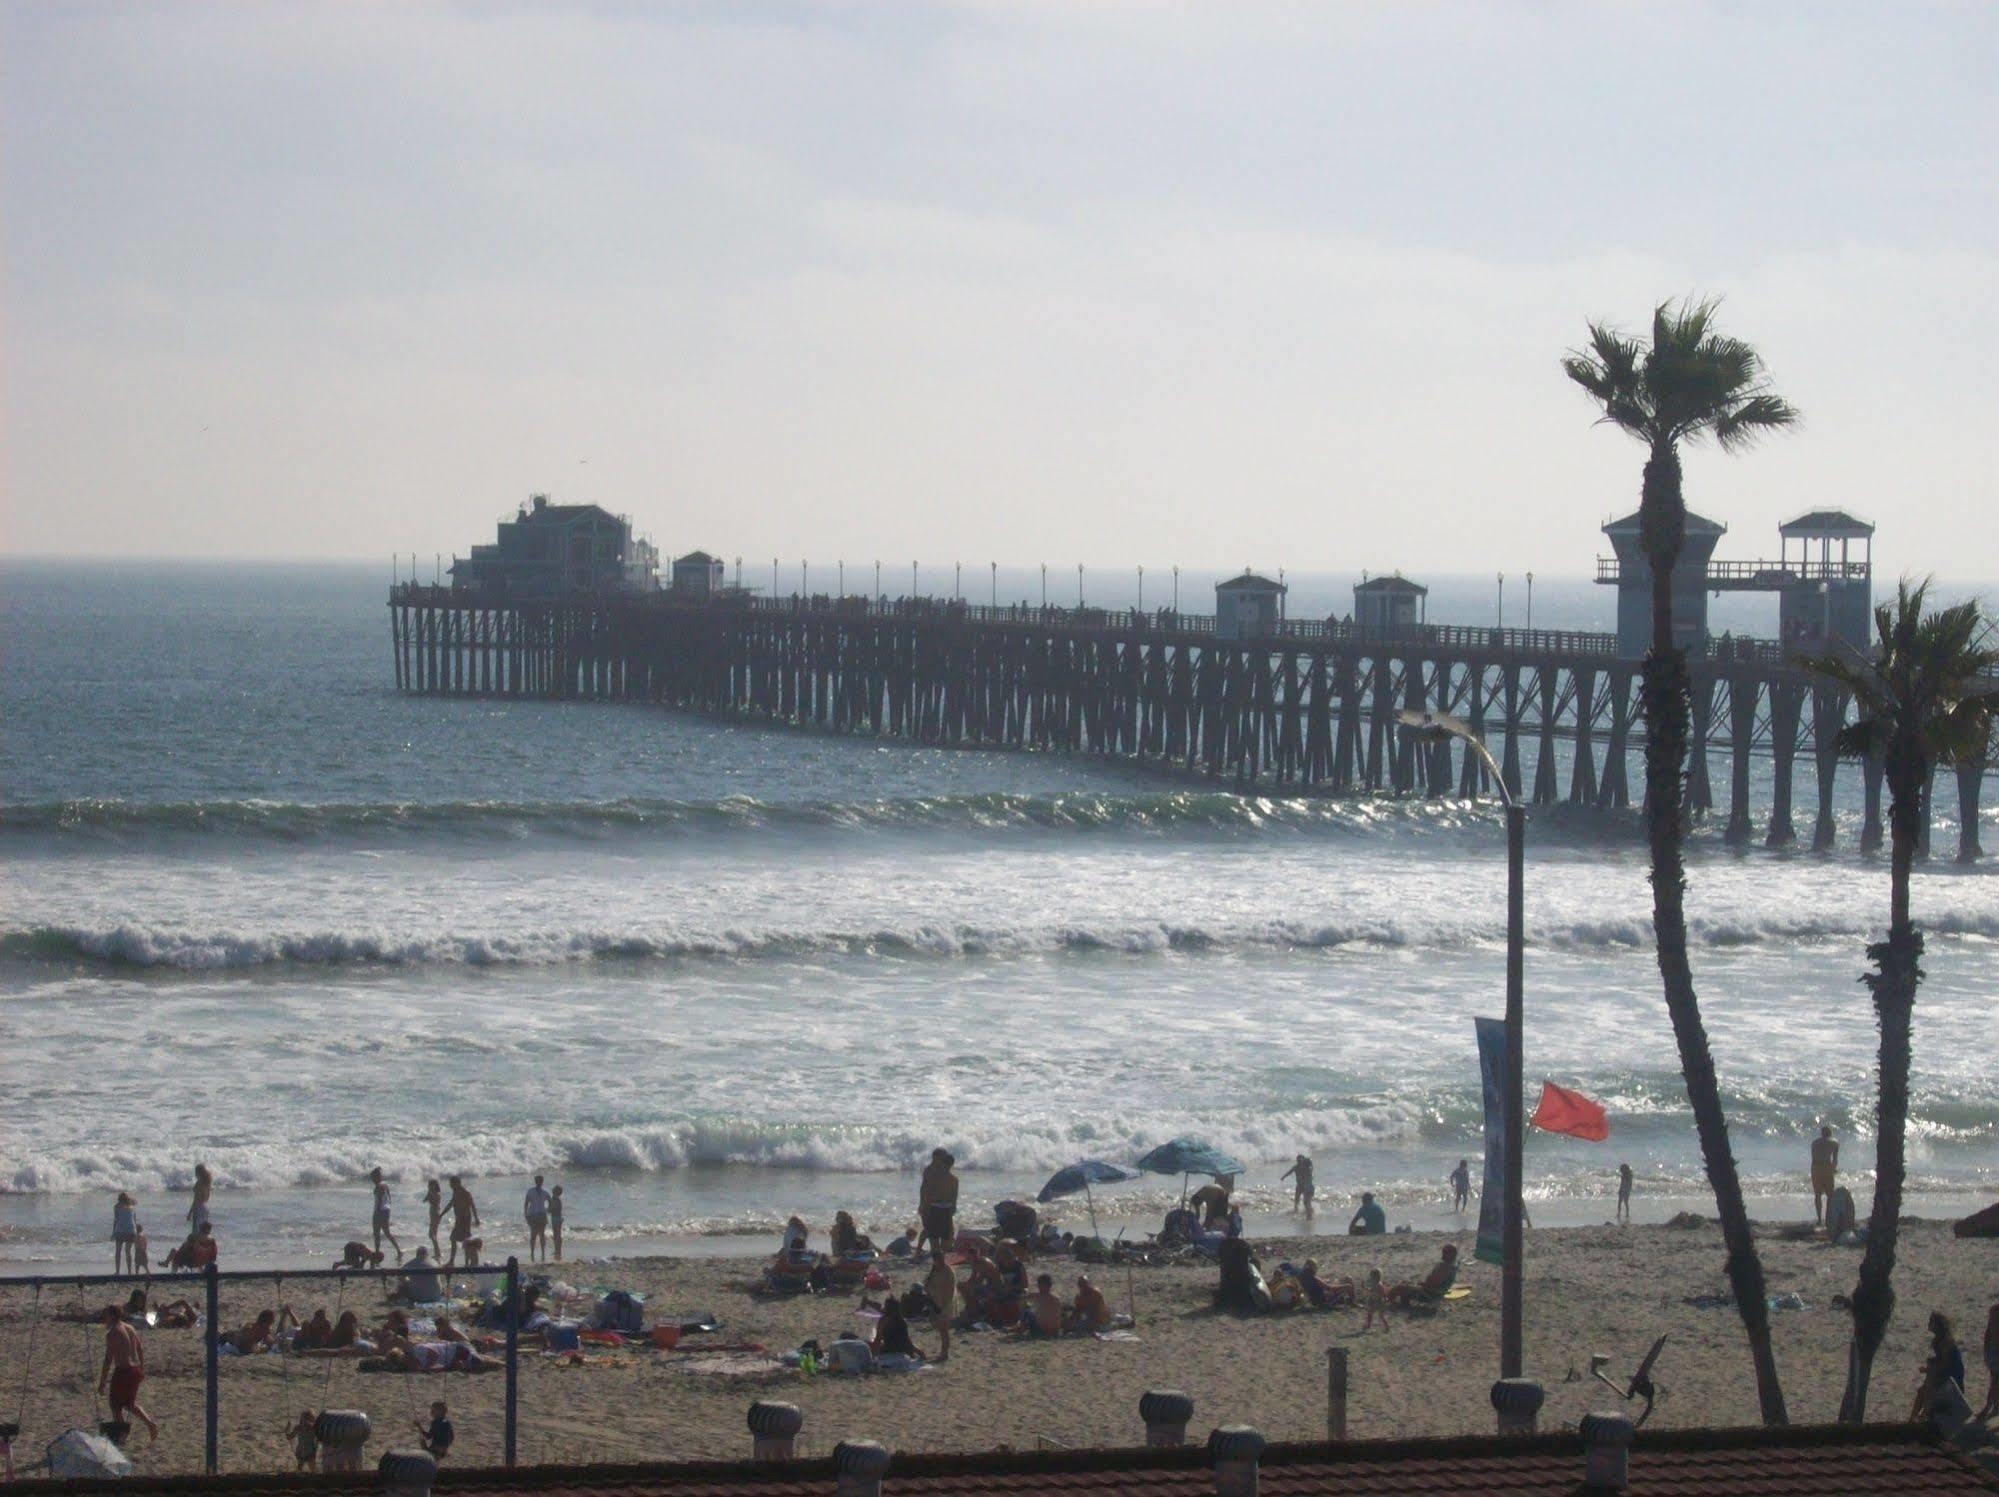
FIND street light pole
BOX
[1398,709,1526,1380]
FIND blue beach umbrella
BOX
[1038,1159,1138,1238]
[1135,1137,1247,1205]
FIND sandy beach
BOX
[3,1217,1992,1477]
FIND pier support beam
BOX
[1957,761,1986,863]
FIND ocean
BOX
[2,560,1994,1271]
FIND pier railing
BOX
[394,581,1814,664]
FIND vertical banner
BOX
[1475,1016,1506,1266]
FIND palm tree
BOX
[1562,297,1799,1425]
[1806,581,1999,1421]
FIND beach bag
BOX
[591,1290,645,1334]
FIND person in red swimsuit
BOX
[98,1306,160,1444]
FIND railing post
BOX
[504,1256,520,1466]
[204,1261,220,1473]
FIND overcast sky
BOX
[3,2,1993,575]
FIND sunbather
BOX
[1067,1275,1112,1332]
[1387,1244,1458,1308]
[1024,1273,1063,1337]
[869,1296,921,1359]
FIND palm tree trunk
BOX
[1838,744,1925,1422]
[1639,444,1790,1425]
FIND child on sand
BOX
[285,1410,318,1470]
[416,1400,454,1459]
[1362,1269,1389,1332]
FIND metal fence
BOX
[0,1260,523,1475]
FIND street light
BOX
[1397,708,1526,1381]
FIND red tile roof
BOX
[15,1424,1997,1495]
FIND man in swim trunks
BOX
[1811,1127,1838,1227]
[445,1177,480,1269]
[98,1305,159,1443]
[370,1168,404,1263]
[917,1149,958,1256]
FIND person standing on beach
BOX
[187,1162,213,1235]
[424,1179,444,1257]
[1280,1154,1315,1220]
[1616,1163,1634,1223]
[523,1175,551,1262]
[917,1149,958,1255]
[549,1185,565,1261]
[370,1168,403,1262]
[112,1192,138,1273]
[444,1176,480,1269]
[1449,1159,1470,1213]
[1810,1126,1839,1227]
[98,1305,159,1444]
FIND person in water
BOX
[1811,1126,1839,1228]
[1280,1155,1315,1220]
[1449,1159,1471,1213]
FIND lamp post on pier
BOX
[1398,709,1526,1382]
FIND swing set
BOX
[0,1259,522,1479]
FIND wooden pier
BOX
[387,583,1989,860]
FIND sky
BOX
[2,2,1993,577]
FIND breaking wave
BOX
[6,906,1996,972]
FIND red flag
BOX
[1531,1081,1609,1141]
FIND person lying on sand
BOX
[1066,1275,1112,1332]
[291,1309,335,1352]
[1387,1245,1458,1309]
[222,1309,279,1353]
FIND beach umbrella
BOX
[1037,1159,1138,1239]
[1135,1137,1247,1205]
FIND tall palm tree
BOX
[1806,581,1999,1421]
[1562,298,1799,1425]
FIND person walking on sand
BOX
[370,1168,403,1262]
[444,1176,480,1269]
[917,1149,958,1256]
[1616,1163,1634,1223]
[523,1175,551,1262]
[1281,1154,1315,1220]
[424,1179,444,1257]
[112,1192,138,1273]
[1811,1126,1839,1227]
[549,1184,565,1260]
[98,1304,159,1444]
[1449,1159,1470,1214]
